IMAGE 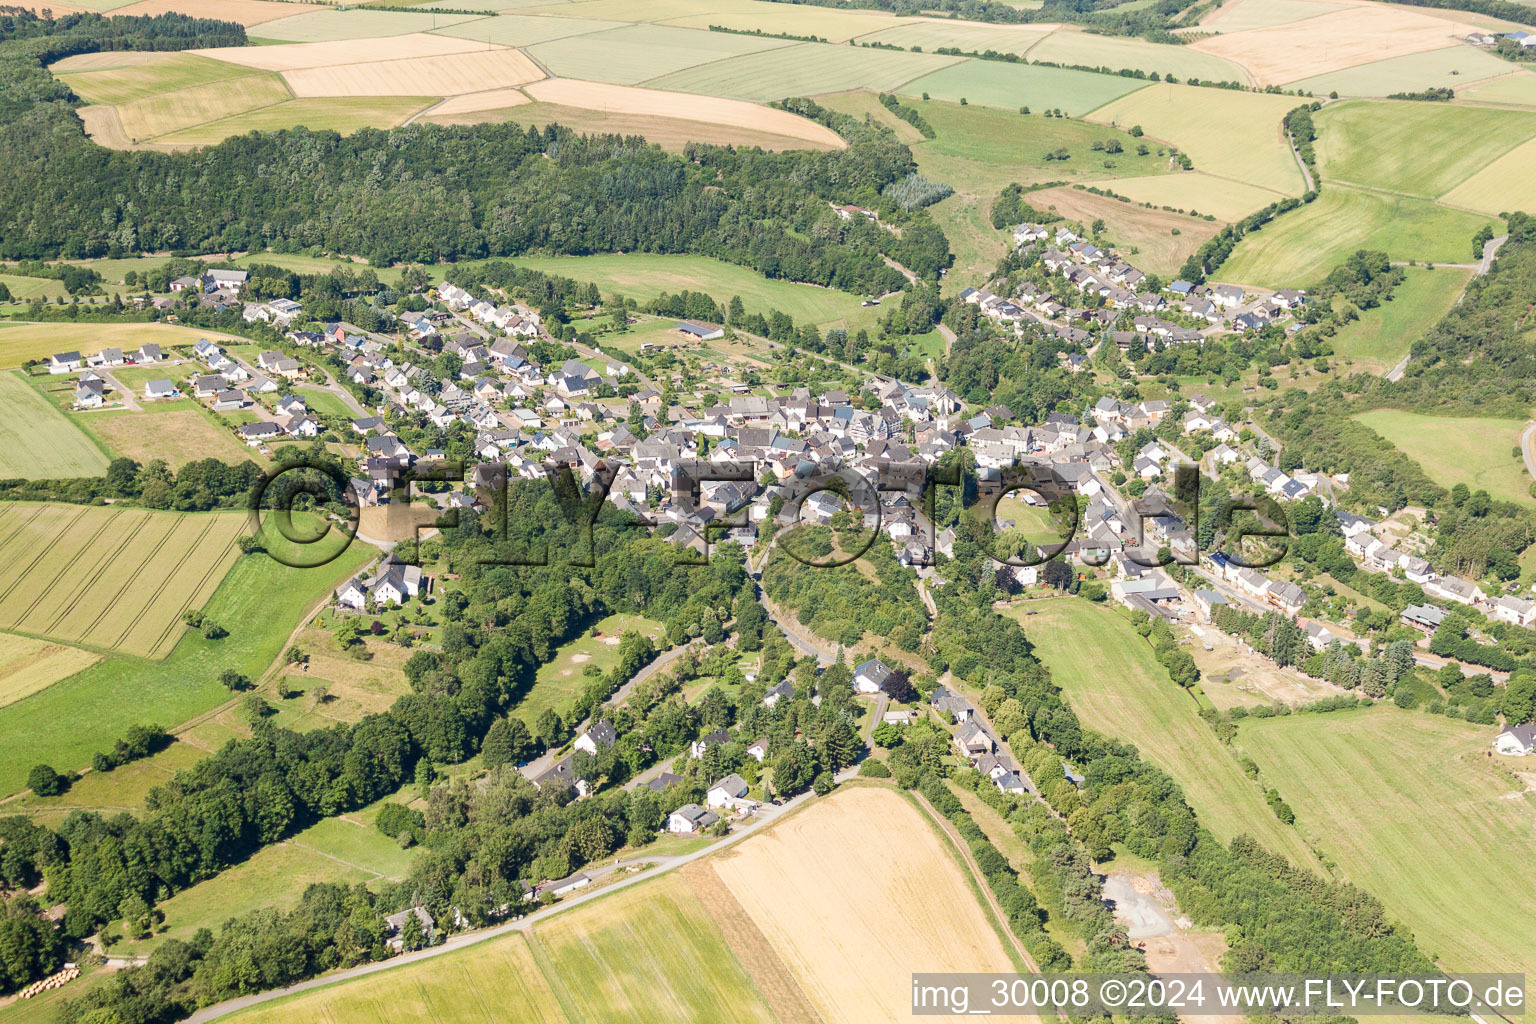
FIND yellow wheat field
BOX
[283,48,543,98]
[1191,4,1477,84]
[711,786,1029,1023]
[112,0,321,25]
[193,33,490,73]
[524,78,846,148]
[428,88,534,116]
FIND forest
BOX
[0,13,950,298]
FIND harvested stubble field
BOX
[110,73,294,143]
[110,0,321,23]
[0,503,246,659]
[0,633,101,711]
[1084,171,1283,221]
[155,97,435,146]
[1199,0,1353,34]
[194,33,487,73]
[0,370,112,479]
[283,48,543,97]
[521,79,846,148]
[710,785,1026,1023]
[1028,26,1250,81]
[851,19,1057,56]
[54,51,261,105]
[0,321,233,367]
[516,0,916,43]
[429,11,626,45]
[254,7,489,40]
[1190,4,1482,85]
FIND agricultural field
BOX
[1200,0,1354,35]
[1314,100,1536,200]
[515,612,665,728]
[516,0,915,43]
[1189,4,1489,85]
[1460,70,1536,106]
[154,97,436,146]
[519,79,845,149]
[255,7,489,39]
[430,12,626,45]
[221,932,568,1024]
[852,19,1054,56]
[529,23,795,85]
[108,72,294,145]
[1013,598,1317,866]
[1353,410,1532,504]
[0,371,113,479]
[710,785,1025,1021]
[507,253,881,328]
[1288,45,1521,98]
[1217,185,1495,287]
[271,626,415,732]
[1089,83,1306,196]
[0,503,246,658]
[112,0,321,24]
[0,321,229,368]
[529,873,778,1022]
[1327,266,1471,372]
[645,42,959,103]
[0,633,101,711]
[1027,27,1251,82]
[813,89,927,143]
[1240,709,1536,991]
[1441,134,1536,216]
[54,52,262,105]
[898,60,1149,117]
[1085,171,1281,221]
[0,516,370,796]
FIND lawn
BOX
[0,370,113,479]
[0,503,247,658]
[1088,82,1307,195]
[0,518,371,796]
[1241,709,1536,989]
[292,385,356,419]
[1315,99,1536,199]
[220,931,566,1024]
[644,41,959,102]
[529,873,777,1023]
[1218,185,1497,288]
[79,405,256,468]
[1353,409,1532,504]
[515,612,664,728]
[0,632,101,711]
[505,253,883,327]
[1328,266,1470,373]
[529,23,794,85]
[898,59,1149,117]
[1013,598,1317,866]
[155,97,436,147]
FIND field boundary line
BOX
[143,520,245,657]
[99,513,212,654]
[8,507,121,636]
[283,839,388,881]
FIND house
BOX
[1494,723,1536,756]
[762,680,794,707]
[49,351,83,374]
[1400,604,1446,632]
[689,728,731,758]
[1267,580,1306,615]
[852,657,895,694]
[668,803,720,834]
[73,378,106,408]
[645,771,685,793]
[1425,575,1480,606]
[1496,595,1536,627]
[1191,589,1227,620]
[89,347,125,367]
[954,721,995,758]
[135,344,163,363]
[929,685,974,722]
[335,577,369,610]
[372,558,424,605]
[706,773,754,811]
[1302,620,1338,651]
[143,378,177,400]
[746,738,770,762]
[573,720,617,756]
[238,421,283,445]
[538,872,592,899]
[212,389,248,411]
[383,907,434,951]
[205,269,249,294]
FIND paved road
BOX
[99,368,141,411]
[181,768,858,1024]
[1385,234,1505,381]
[1522,423,1536,484]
